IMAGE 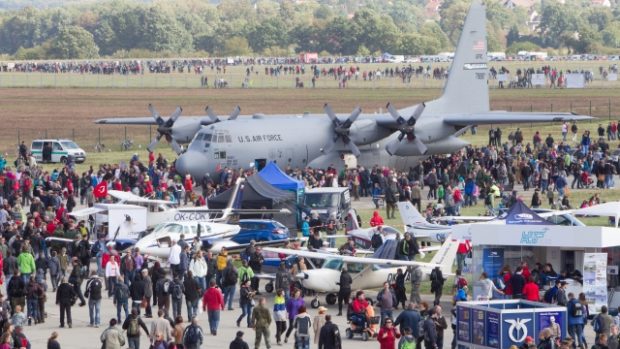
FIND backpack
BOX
[572,301,584,317]
[593,316,601,333]
[183,324,201,345]
[295,316,311,338]
[127,317,140,337]
[157,279,170,295]
[543,287,557,304]
[418,319,426,341]
[400,338,416,349]
[457,276,468,289]
[225,269,238,286]
[171,282,183,300]
[116,283,129,301]
[86,278,102,298]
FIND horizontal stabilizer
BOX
[443,112,593,126]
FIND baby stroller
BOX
[345,303,379,341]
[580,171,594,189]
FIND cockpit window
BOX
[323,259,343,270]
[203,134,212,142]
[225,135,232,143]
[217,134,225,143]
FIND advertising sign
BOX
[472,309,486,346]
[583,253,608,313]
[566,73,585,88]
[482,248,504,280]
[458,307,472,342]
[537,311,566,340]
[501,312,535,348]
[531,74,546,86]
[487,312,500,348]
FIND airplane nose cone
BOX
[296,272,308,280]
[175,151,204,179]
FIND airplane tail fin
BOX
[429,237,459,276]
[220,178,244,221]
[432,0,489,115]
[397,202,426,227]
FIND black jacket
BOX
[511,273,526,296]
[130,278,146,301]
[338,271,352,291]
[229,337,250,349]
[85,277,103,301]
[318,321,341,349]
[7,276,25,298]
[56,282,76,305]
[183,277,200,302]
[423,316,438,348]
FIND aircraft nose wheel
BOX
[325,293,337,305]
[310,298,320,309]
[264,282,274,293]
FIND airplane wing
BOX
[443,112,593,126]
[434,216,495,223]
[262,247,440,268]
[108,190,173,205]
[95,117,161,125]
[68,206,106,218]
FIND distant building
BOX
[503,0,537,9]
[425,0,442,18]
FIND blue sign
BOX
[472,309,486,346]
[487,312,500,348]
[457,307,472,342]
[537,311,566,340]
[501,312,535,348]
[482,248,504,280]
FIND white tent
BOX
[574,201,620,227]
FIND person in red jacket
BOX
[183,174,194,205]
[202,280,224,335]
[521,261,531,280]
[523,276,540,302]
[377,318,401,349]
[369,211,384,227]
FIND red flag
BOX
[94,180,108,198]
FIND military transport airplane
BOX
[95,0,592,179]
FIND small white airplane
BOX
[264,237,459,308]
[133,220,242,259]
[396,201,479,243]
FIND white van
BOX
[31,139,87,163]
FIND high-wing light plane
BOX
[96,0,592,179]
[263,238,458,308]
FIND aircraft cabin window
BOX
[323,259,343,270]
[217,135,225,143]
[225,135,232,143]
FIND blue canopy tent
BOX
[258,162,304,191]
[502,200,552,225]
[258,162,305,228]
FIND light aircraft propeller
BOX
[322,103,362,157]
[385,102,428,156]
[147,104,184,154]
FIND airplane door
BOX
[254,159,267,171]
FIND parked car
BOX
[231,219,290,244]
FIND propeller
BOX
[322,103,362,157]
[385,102,428,156]
[204,105,241,124]
[147,104,184,154]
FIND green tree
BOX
[506,25,520,47]
[247,18,289,53]
[221,36,252,56]
[141,5,193,53]
[48,25,99,58]
[439,0,469,45]
[602,22,620,48]
[352,9,399,53]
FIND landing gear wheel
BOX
[310,298,320,309]
[326,293,337,305]
[362,331,369,341]
[346,328,353,339]
[264,282,274,293]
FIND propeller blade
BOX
[147,138,159,152]
[170,139,183,155]
[323,103,338,123]
[148,104,164,125]
[229,106,241,120]
[205,106,220,123]
[414,137,428,155]
[169,106,183,123]
[411,102,426,120]
[342,106,362,128]
[348,142,361,157]
[386,103,399,119]
[322,141,335,154]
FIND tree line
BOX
[0,0,618,60]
